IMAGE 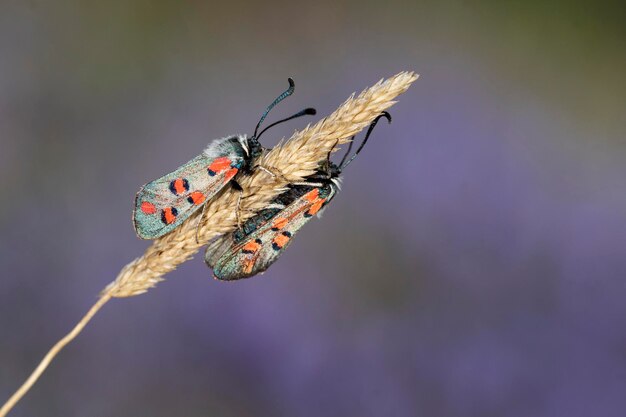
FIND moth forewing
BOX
[206,181,339,280]
[133,135,249,240]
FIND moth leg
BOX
[256,164,289,182]
[236,193,243,228]
[239,202,286,214]
[257,164,319,188]
[258,164,318,186]
[231,180,244,228]
[292,181,323,187]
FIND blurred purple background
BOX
[1,1,625,416]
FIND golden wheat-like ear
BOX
[105,71,418,298]
[0,71,418,417]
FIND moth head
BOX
[246,136,264,159]
[328,161,342,178]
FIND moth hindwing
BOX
[205,110,392,280]
[132,78,316,240]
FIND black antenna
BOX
[340,111,392,170]
[256,107,316,140]
[327,139,340,167]
[338,139,354,167]
[253,78,296,138]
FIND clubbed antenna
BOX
[253,78,296,138]
[340,111,392,170]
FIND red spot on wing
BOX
[187,191,205,205]
[140,201,157,215]
[223,168,238,182]
[208,157,232,174]
[162,207,178,225]
[304,188,320,202]
[307,199,325,216]
[243,258,256,274]
[271,217,288,230]
[272,233,291,249]
[173,179,185,195]
[242,240,261,254]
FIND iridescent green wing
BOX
[206,185,336,280]
[134,138,246,239]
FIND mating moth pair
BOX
[133,79,391,280]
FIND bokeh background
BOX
[1,1,625,416]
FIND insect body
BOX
[205,112,392,280]
[133,79,315,239]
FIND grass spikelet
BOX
[0,71,418,416]
[107,71,417,297]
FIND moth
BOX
[133,79,315,239]
[206,111,392,280]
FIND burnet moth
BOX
[133,79,316,239]
[205,111,392,280]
